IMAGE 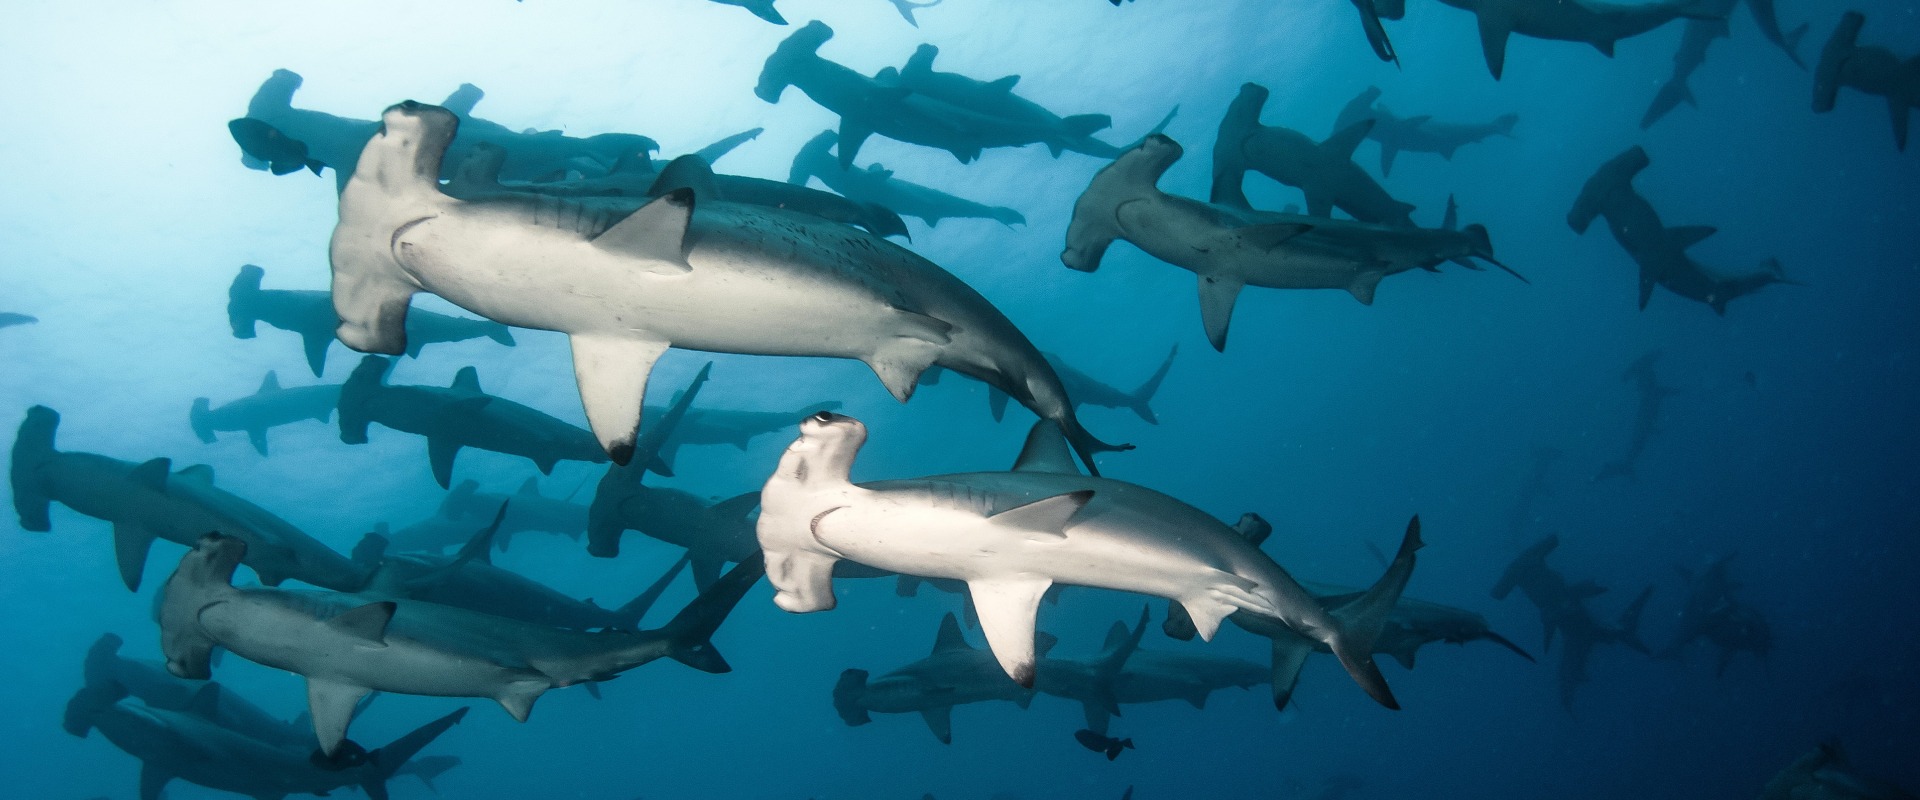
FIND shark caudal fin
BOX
[1568,146,1650,234]
[396,755,460,793]
[357,707,470,800]
[988,205,1027,228]
[1615,586,1654,654]
[833,669,873,725]
[1324,515,1424,710]
[189,398,217,444]
[732,0,787,25]
[1064,134,1182,273]
[12,405,62,532]
[659,552,765,674]
[1814,12,1865,114]
[337,355,392,445]
[1210,83,1270,208]
[227,264,266,339]
[1351,0,1399,64]
[756,21,832,103]
[1126,345,1178,424]
[610,556,690,630]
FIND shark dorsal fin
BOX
[450,367,482,395]
[1033,631,1059,659]
[1323,119,1375,160]
[591,190,695,274]
[130,458,173,492]
[516,478,542,497]
[175,464,216,485]
[647,155,720,202]
[257,371,281,394]
[1010,421,1081,474]
[184,682,224,718]
[989,74,1020,92]
[328,602,396,645]
[988,491,1092,538]
[1102,621,1131,650]
[932,612,972,654]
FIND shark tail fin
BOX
[398,755,460,793]
[1126,345,1178,424]
[1063,113,1113,138]
[833,669,873,726]
[659,552,766,674]
[1616,586,1654,654]
[1780,22,1809,68]
[610,556,690,630]
[989,205,1027,228]
[337,356,392,445]
[1814,12,1865,113]
[1325,515,1424,710]
[360,707,470,800]
[227,264,265,338]
[11,405,61,531]
[189,398,217,444]
[1353,0,1399,64]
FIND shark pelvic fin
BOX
[307,678,374,756]
[1197,275,1245,352]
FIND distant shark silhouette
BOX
[1595,351,1676,481]
[1492,535,1653,712]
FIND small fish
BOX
[228,117,325,176]
[1074,729,1135,761]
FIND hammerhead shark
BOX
[387,478,588,553]
[1595,351,1676,481]
[159,533,764,756]
[789,131,1025,228]
[229,264,513,377]
[1213,83,1417,226]
[835,612,1034,744]
[337,356,607,489]
[885,44,1127,159]
[1659,553,1772,675]
[1569,146,1792,314]
[1334,87,1519,177]
[1642,0,1808,129]
[1045,346,1179,425]
[1432,0,1725,80]
[1504,445,1562,543]
[758,414,1419,712]
[1493,535,1653,712]
[12,406,365,592]
[66,674,466,800]
[1813,11,1920,151]
[190,372,341,456]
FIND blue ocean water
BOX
[2,0,1917,798]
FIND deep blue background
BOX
[2,1,1916,797]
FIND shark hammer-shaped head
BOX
[159,533,247,680]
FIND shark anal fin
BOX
[968,577,1053,687]
[569,334,671,466]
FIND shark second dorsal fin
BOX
[1010,421,1080,474]
[257,371,281,394]
[450,366,482,395]
[932,612,971,654]
[989,74,1020,92]
[327,602,396,645]
[592,190,694,274]
[988,491,1092,538]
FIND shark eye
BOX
[810,411,835,423]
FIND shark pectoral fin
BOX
[306,678,373,756]
[111,522,158,592]
[863,312,953,402]
[691,557,723,592]
[1475,11,1515,80]
[246,428,269,457]
[426,434,463,490]
[919,705,955,744]
[592,190,694,274]
[328,601,396,645]
[139,762,173,800]
[1380,144,1400,177]
[1184,688,1210,708]
[300,331,333,377]
[987,490,1092,540]
[1637,266,1657,310]
[1889,96,1911,151]
[570,334,671,466]
[1269,634,1315,710]
[1196,275,1245,352]
[838,121,874,170]
[1348,270,1387,305]
[496,679,547,722]
[969,577,1053,687]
